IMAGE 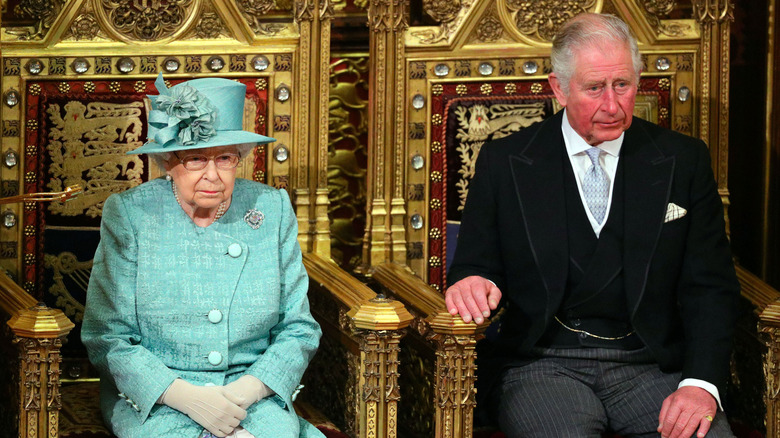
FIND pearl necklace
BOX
[172,182,228,222]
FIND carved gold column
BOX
[294,0,334,256]
[372,262,488,438]
[7,304,74,438]
[760,301,780,436]
[304,253,413,438]
[363,0,409,269]
[694,0,733,232]
[314,0,335,258]
[427,315,484,438]
[349,297,412,438]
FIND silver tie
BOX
[583,147,610,224]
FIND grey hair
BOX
[149,152,173,170]
[551,13,642,94]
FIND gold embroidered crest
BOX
[46,100,145,217]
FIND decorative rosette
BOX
[147,74,218,148]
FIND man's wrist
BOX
[678,378,722,411]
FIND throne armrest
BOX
[372,262,489,438]
[303,253,413,438]
[737,265,780,436]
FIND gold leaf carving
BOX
[195,12,228,39]
[641,0,693,37]
[5,0,65,41]
[410,0,472,44]
[44,252,93,323]
[422,0,462,23]
[237,0,282,34]
[45,101,144,217]
[64,13,103,41]
[507,0,597,42]
[476,9,503,43]
[99,0,193,41]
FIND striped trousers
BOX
[494,347,735,438]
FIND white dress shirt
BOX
[559,109,723,409]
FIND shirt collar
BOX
[561,109,624,158]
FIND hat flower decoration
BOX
[130,73,275,155]
[149,77,217,147]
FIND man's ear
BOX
[548,73,568,107]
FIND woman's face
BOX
[164,145,240,214]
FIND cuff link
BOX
[291,384,304,401]
[118,393,140,412]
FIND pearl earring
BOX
[165,174,172,181]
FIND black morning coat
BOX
[447,110,740,407]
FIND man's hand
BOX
[444,276,502,324]
[657,386,717,438]
[161,379,247,437]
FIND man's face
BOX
[549,43,638,145]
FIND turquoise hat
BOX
[130,73,275,155]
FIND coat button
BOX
[227,243,242,258]
[208,351,223,366]
[207,309,223,324]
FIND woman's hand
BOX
[224,375,274,409]
[161,379,247,437]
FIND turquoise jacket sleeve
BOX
[244,188,321,406]
[81,194,180,422]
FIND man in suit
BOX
[445,13,739,438]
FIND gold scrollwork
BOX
[422,0,462,24]
[65,13,102,41]
[238,0,286,35]
[46,101,145,217]
[295,0,316,22]
[98,0,194,42]
[507,0,598,42]
[693,0,734,24]
[195,11,227,39]
[44,252,92,323]
[5,0,65,41]
[641,0,692,37]
[409,0,468,44]
[476,8,503,43]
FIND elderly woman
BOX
[82,74,323,438]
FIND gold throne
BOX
[0,1,411,437]
[359,1,780,437]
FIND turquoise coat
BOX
[82,178,323,438]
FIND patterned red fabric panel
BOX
[427,78,671,290]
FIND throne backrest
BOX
[369,0,725,293]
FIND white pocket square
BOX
[664,202,687,223]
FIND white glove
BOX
[160,379,247,437]
[223,375,274,410]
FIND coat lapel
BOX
[622,119,676,318]
[509,112,568,319]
